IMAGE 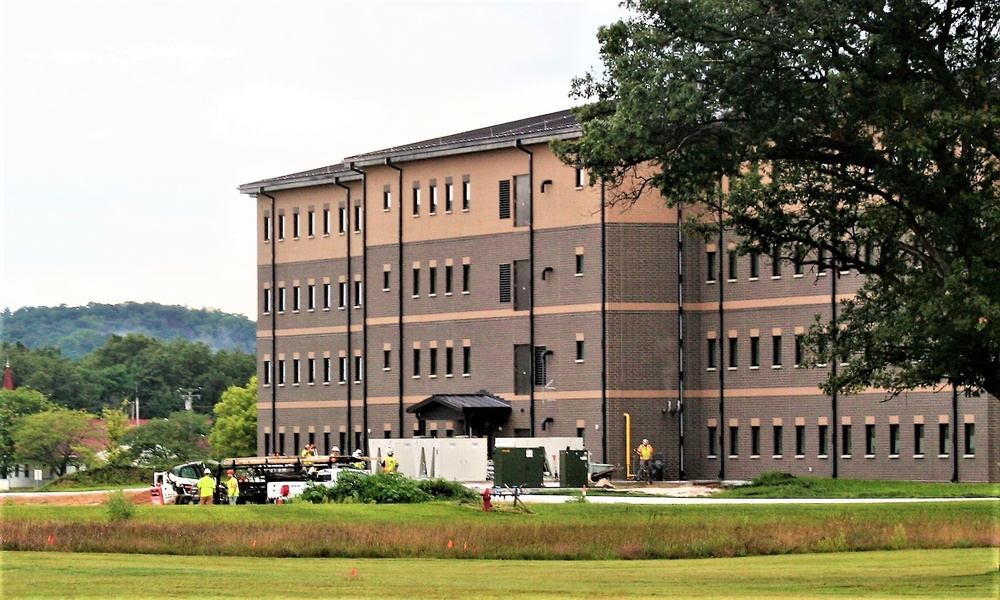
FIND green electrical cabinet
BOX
[493,446,544,487]
[559,450,589,488]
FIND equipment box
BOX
[493,446,544,487]
[559,450,589,488]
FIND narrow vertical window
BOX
[307,284,316,310]
[708,426,717,456]
[728,251,737,280]
[429,266,437,296]
[292,359,300,384]
[445,347,454,376]
[412,185,421,216]
[575,167,585,188]
[794,335,804,366]
[323,208,331,235]
[263,360,271,385]
[729,425,739,456]
[353,281,362,308]
[707,338,717,369]
[263,215,271,242]
[323,358,331,383]
[339,357,347,383]
[751,425,760,456]
[750,336,760,368]
[771,245,782,277]
[728,337,738,368]
[263,288,271,314]
[278,287,286,312]
[842,424,852,456]
[706,251,717,282]
[773,425,783,456]
[429,183,438,214]
[749,252,759,279]
[890,424,900,455]
[576,340,585,362]
[462,263,471,293]
[429,347,438,377]
[323,283,331,309]
[914,423,925,455]
[462,177,471,211]
[818,424,828,456]
[383,268,391,291]
[354,204,362,233]
[293,212,300,238]
[383,186,392,211]
[354,355,363,383]
[278,214,285,240]
[308,210,315,237]
[445,265,454,294]
[575,251,584,275]
[308,358,316,384]
[795,425,805,456]
[412,267,420,297]
[339,203,347,234]
[383,348,391,371]
[865,424,876,455]
[413,348,421,377]
[445,182,454,212]
[339,281,347,309]
[939,423,950,455]
[772,335,782,367]
[292,286,300,312]
[964,423,975,455]
[463,345,471,376]
[278,359,286,385]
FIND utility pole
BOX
[178,387,201,411]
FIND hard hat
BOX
[226,469,234,475]
[204,468,211,474]
[332,446,340,452]
[353,449,363,458]
[643,439,648,444]
[386,448,394,456]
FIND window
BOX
[842,424,852,456]
[575,167,585,188]
[323,283,332,310]
[576,339,585,362]
[728,251,737,280]
[445,182,454,212]
[889,424,900,455]
[964,423,975,455]
[353,281,362,308]
[383,268,391,291]
[794,252,804,276]
[263,360,271,385]
[429,183,438,214]
[292,286,300,312]
[706,251,717,282]
[308,358,316,384]
[751,425,761,456]
[707,338,717,369]
[292,359,300,385]
[914,423,925,455]
[462,178,471,210]
[308,210,315,237]
[795,425,805,456]
[446,346,454,376]
[462,263,471,293]
[263,288,271,314]
[865,424,875,455]
[429,266,437,296]
[445,265,453,294]
[277,359,286,385]
[729,425,739,456]
[293,212,300,238]
[412,348,421,377]
[339,357,348,383]
[771,246,782,277]
[772,335,782,367]
[412,185,421,216]
[429,347,438,377]
[278,287,286,312]
[383,187,392,211]
[339,281,347,309]
[794,335,804,366]
[818,424,828,456]
[773,425,783,456]
[939,423,950,455]
[499,263,512,303]
[383,348,391,371]
[354,355,363,383]
[307,284,316,311]
[323,208,331,235]
[354,204,362,233]
[278,214,285,240]
[750,336,760,368]
[263,215,271,242]
[708,426,717,456]
[576,252,584,275]
[323,358,331,383]
[339,204,347,234]
[412,267,420,297]
[728,337,738,368]
[818,247,828,274]
[749,252,759,279]
[463,345,471,376]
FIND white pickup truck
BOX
[266,465,368,503]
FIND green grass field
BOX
[2,548,997,599]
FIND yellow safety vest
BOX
[638,444,654,460]
[197,475,215,497]
[227,476,239,498]
[383,456,398,473]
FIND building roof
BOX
[406,393,511,415]
[239,109,580,194]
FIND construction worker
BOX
[381,448,399,474]
[225,469,239,505]
[197,468,216,504]
[351,448,365,470]
[635,439,654,484]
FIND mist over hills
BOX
[1,302,256,359]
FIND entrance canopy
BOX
[407,393,511,437]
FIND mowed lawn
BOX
[3,548,997,599]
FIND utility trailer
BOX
[212,454,374,504]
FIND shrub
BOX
[415,478,478,502]
[750,471,797,487]
[298,473,448,504]
[105,490,136,521]
[47,465,153,489]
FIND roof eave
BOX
[348,129,581,168]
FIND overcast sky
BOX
[1,0,622,320]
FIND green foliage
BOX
[105,490,136,522]
[46,465,153,488]
[120,411,212,469]
[209,377,257,459]
[562,0,1000,399]
[100,402,132,467]
[299,472,434,504]
[12,408,97,476]
[0,387,54,475]
[749,471,798,487]
[414,478,479,502]
[1,302,256,359]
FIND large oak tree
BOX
[559,0,999,399]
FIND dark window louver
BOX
[499,180,511,219]
[533,346,547,385]
[499,263,512,303]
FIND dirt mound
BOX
[2,489,152,506]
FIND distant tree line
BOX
[1,333,255,418]
[1,302,256,359]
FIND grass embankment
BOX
[714,473,1000,499]
[2,500,996,560]
[2,548,997,599]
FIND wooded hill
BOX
[1,302,256,359]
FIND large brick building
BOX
[240,109,997,482]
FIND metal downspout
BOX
[717,202,726,481]
[601,181,608,462]
[515,140,535,436]
[385,158,405,438]
[334,176,353,453]
[952,384,959,482]
[677,203,685,479]
[259,187,278,456]
[831,258,839,478]
[350,163,368,453]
